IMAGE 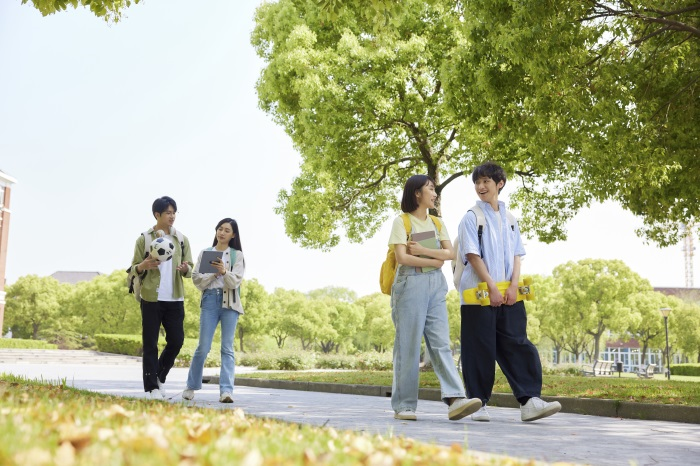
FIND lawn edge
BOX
[222,376,700,425]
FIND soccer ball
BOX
[150,237,175,262]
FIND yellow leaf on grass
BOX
[55,442,76,466]
[13,447,52,465]
[241,449,264,466]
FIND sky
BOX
[0,0,696,297]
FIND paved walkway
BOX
[1,356,699,465]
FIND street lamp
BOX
[659,307,672,380]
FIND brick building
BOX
[0,170,17,333]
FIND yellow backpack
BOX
[379,213,443,295]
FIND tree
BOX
[671,299,700,363]
[4,275,72,340]
[627,291,673,365]
[22,0,140,22]
[267,288,300,349]
[355,293,393,353]
[253,0,475,249]
[68,270,141,337]
[551,259,649,361]
[238,279,271,353]
[443,0,700,245]
[255,0,700,249]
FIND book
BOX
[198,250,224,274]
[411,230,441,273]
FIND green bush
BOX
[95,334,143,356]
[94,334,219,368]
[670,364,700,376]
[315,354,357,369]
[0,338,57,349]
[277,352,316,370]
[355,351,393,371]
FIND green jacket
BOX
[130,227,193,302]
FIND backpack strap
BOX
[505,211,516,231]
[400,213,412,239]
[428,214,443,234]
[468,205,486,259]
[141,230,152,259]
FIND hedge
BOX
[94,334,221,368]
[670,364,700,377]
[0,338,58,350]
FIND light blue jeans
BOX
[186,288,240,394]
[391,266,466,413]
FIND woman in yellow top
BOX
[387,174,481,421]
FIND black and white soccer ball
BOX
[150,237,175,262]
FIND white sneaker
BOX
[219,392,234,403]
[182,389,195,401]
[156,378,167,399]
[145,389,159,400]
[448,397,482,421]
[394,410,417,421]
[472,406,490,422]
[521,397,561,422]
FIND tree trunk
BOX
[238,327,245,353]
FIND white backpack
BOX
[451,205,515,289]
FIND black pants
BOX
[140,300,185,392]
[460,301,542,404]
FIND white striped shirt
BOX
[457,200,526,304]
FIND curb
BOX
[205,376,700,425]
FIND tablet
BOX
[198,250,224,274]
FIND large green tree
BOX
[255,0,700,248]
[4,275,72,340]
[627,291,674,365]
[253,0,473,249]
[68,270,141,337]
[551,259,649,361]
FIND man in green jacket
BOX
[131,196,193,399]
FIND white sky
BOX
[0,0,695,296]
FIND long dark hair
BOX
[400,174,435,212]
[212,218,242,251]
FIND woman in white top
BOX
[388,175,482,421]
[182,218,245,403]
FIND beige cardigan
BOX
[192,248,245,314]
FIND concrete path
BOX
[1,356,699,466]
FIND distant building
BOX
[0,170,17,334]
[50,271,102,285]
[654,287,700,303]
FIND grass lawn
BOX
[242,371,700,406]
[0,375,551,466]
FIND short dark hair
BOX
[213,218,242,251]
[401,175,435,213]
[472,162,507,193]
[152,196,177,218]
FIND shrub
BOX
[277,353,316,371]
[670,364,700,377]
[356,351,393,371]
[95,334,143,356]
[0,338,57,350]
[315,354,357,369]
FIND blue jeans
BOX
[391,266,466,413]
[186,289,240,394]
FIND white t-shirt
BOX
[157,235,184,302]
